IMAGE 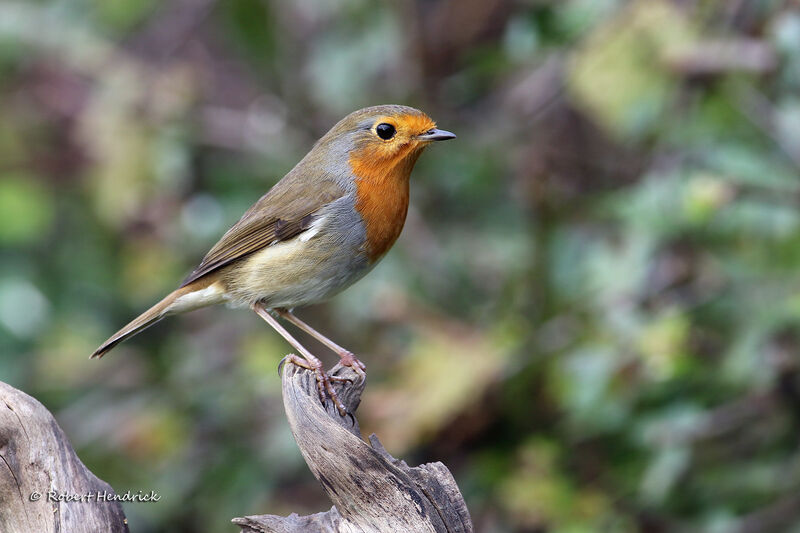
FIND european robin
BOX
[92,104,455,413]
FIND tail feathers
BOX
[91,286,189,359]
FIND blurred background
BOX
[1,0,800,531]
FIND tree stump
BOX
[0,381,129,533]
[232,362,473,533]
[0,362,473,533]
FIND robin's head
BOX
[314,105,455,176]
[347,105,455,160]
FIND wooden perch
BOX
[0,381,129,533]
[233,362,474,533]
[0,363,472,532]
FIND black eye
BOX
[375,123,396,140]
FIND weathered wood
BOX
[233,362,473,533]
[0,381,129,533]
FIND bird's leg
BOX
[251,302,348,415]
[275,308,366,376]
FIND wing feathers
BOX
[180,178,345,287]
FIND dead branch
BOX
[232,362,473,533]
[0,381,129,533]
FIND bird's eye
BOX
[375,123,396,140]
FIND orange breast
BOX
[350,149,422,263]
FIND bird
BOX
[91,104,455,414]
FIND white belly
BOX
[219,230,371,309]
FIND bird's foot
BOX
[337,350,366,377]
[280,354,349,416]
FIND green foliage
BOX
[0,176,53,244]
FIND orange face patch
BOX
[349,112,435,262]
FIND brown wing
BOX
[180,177,345,287]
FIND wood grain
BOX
[233,362,473,533]
[0,381,129,533]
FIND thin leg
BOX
[275,309,366,374]
[251,303,348,415]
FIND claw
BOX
[328,374,354,384]
[314,369,327,405]
[281,355,349,416]
[338,351,367,381]
[277,355,289,377]
[318,368,347,415]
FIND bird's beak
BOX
[416,128,457,142]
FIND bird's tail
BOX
[91,280,223,358]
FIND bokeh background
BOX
[2,0,800,531]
